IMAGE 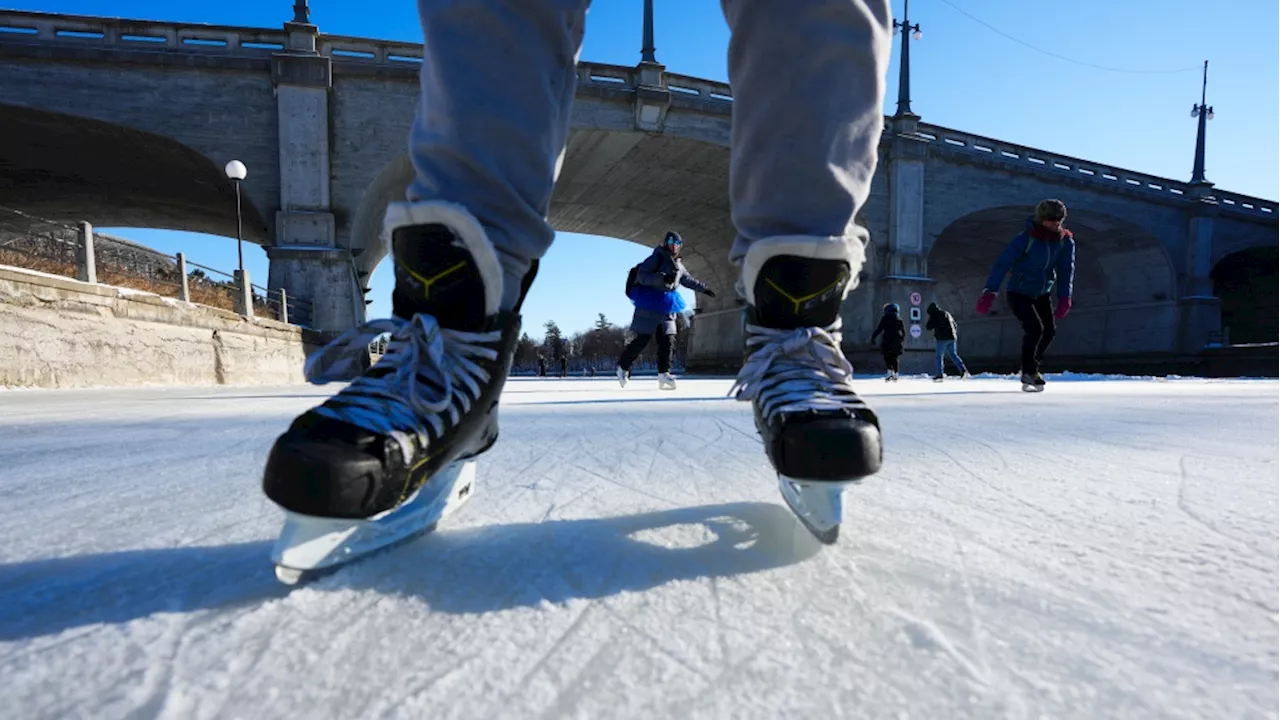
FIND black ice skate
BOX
[261,202,532,583]
[729,239,883,544]
[1021,371,1046,393]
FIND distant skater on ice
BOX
[616,230,714,391]
[975,198,1076,392]
[870,303,905,381]
[259,0,895,579]
[925,302,970,381]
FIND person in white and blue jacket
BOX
[974,199,1076,387]
[617,231,714,390]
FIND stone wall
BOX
[0,265,318,389]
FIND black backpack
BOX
[625,264,640,297]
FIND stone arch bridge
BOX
[0,9,1274,372]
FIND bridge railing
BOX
[0,206,313,327]
[318,34,423,65]
[0,10,289,54]
[913,123,1278,219]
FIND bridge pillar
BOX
[1176,188,1223,351]
[881,114,934,354]
[634,61,672,132]
[266,19,360,332]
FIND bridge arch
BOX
[927,205,1178,362]
[0,104,268,243]
[345,129,740,312]
[1212,247,1278,345]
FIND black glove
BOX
[703,288,716,298]
[663,273,676,288]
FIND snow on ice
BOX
[0,375,1275,719]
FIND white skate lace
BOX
[728,318,868,423]
[305,314,501,443]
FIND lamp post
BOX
[224,160,247,274]
[224,159,250,316]
[1189,60,1213,186]
[892,0,923,117]
[641,0,656,63]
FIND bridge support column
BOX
[633,61,671,132]
[267,247,361,335]
[1177,190,1222,351]
[267,20,360,333]
[881,115,934,361]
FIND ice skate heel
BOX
[272,460,477,585]
[777,475,860,544]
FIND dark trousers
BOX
[882,351,900,373]
[1007,292,1056,375]
[618,333,673,373]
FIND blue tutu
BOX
[628,285,687,315]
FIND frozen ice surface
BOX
[0,375,1275,719]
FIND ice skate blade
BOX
[777,475,859,545]
[270,460,476,581]
[1021,383,1045,393]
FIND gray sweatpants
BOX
[406,0,892,310]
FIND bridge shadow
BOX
[0,502,815,639]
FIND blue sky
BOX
[9,0,1278,339]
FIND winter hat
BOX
[927,302,940,314]
[1034,199,1067,223]
[883,302,900,314]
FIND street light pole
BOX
[893,0,923,118]
[224,160,250,316]
[224,160,248,274]
[1189,60,1213,186]
[641,0,656,63]
[234,180,244,273]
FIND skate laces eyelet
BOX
[728,319,865,422]
[305,315,502,444]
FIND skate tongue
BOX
[750,256,850,330]
[391,224,492,332]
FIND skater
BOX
[261,0,892,547]
[616,231,714,390]
[869,303,905,381]
[537,354,547,378]
[558,355,568,378]
[974,199,1076,390]
[925,302,969,381]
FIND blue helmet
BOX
[883,303,900,314]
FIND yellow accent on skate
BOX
[763,277,845,315]
[403,260,468,299]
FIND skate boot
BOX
[658,372,677,390]
[1020,371,1045,392]
[263,201,533,529]
[729,240,882,544]
[933,375,944,383]
[617,366,629,387]
[884,369,893,382]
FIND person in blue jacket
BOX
[617,231,714,390]
[974,199,1076,389]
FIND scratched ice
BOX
[0,375,1275,719]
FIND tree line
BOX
[512,313,691,373]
